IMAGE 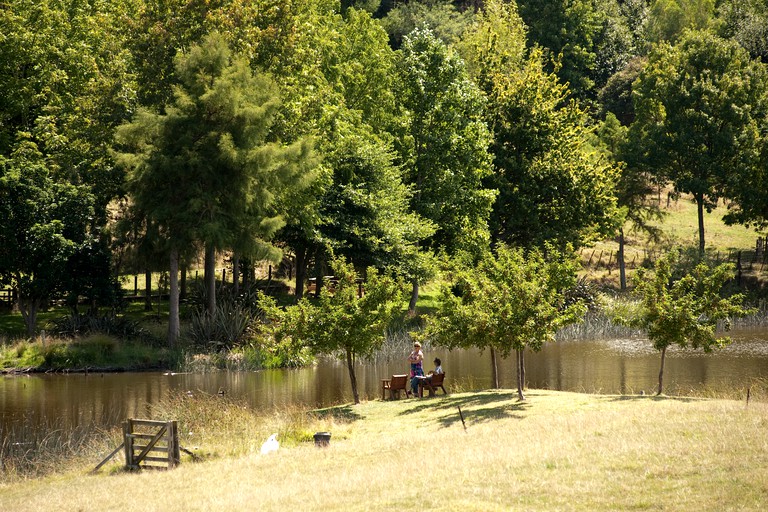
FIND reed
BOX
[0,420,120,481]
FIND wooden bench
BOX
[418,372,447,398]
[381,374,410,400]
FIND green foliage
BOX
[717,0,768,62]
[628,29,768,251]
[0,0,137,218]
[645,0,716,44]
[186,300,254,352]
[259,256,404,403]
[622,250,753,394]
[0,139,96,336]
[423,244,586,398]
[515,0,609,101]
[470,46,620,248]
[379,0,474,49]
[397,27,496,255]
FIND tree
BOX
[645,0,716,44]
[266,7,432,299]
[423,245,586,400]
[379,0,475,49]
[0,138,95,336]
[515,0,608,102]
[596,113,664,290]
[396,27,496,312]
[115,33,315,345]
[458,1,620,251]
[628,30,768,254]
[0,0,137,221]
[717,0,768,63]
[259,257,404,405]
[627,251,752,395]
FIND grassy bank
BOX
[1,389,766,511]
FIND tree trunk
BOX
[516,349,526,401]
[180,263,187,302]
[168,249,180,348]
[408,278,419,315]
[232,254,240,298]
[314,249,324,298]
[618,227,627,291]
[18,295,40,338]
[657,346,667,396]
[490,347,499,388]
[144,270,153,311]
[696,194,706,256]
[242,258,250,292]
[346,348,360,405]
[205,245,216,315]
[295,246,307,300]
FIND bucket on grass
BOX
[313,432,331,447]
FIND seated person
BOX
[427,358,444,378]
[419,358,444,396]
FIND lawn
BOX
[1,389,766,511]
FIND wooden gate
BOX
[123,419,180,470]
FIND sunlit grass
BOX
[1,389,766,511]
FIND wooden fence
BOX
[123,419,180,471]
[581,246,768,273]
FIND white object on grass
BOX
[260,433,279,454]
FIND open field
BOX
[582,194,767,289]
[1,389,766,511]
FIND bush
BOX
[186,300,253,351]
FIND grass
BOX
[1,389,766,510]
[582,193,767,290]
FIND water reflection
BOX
[2,328,767,443]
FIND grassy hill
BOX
[582,193,767,290]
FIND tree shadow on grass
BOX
[310,404,363,423]
[605,394,706,404]
[398,389,530,428]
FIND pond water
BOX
[2,328,768,445]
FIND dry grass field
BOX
[1,389,766,511]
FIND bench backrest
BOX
[390,375,408,389]
[430,373,445,385]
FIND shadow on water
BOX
[398,390,530,427]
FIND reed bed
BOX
[0,421,120,482]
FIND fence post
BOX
[123,420,134,469]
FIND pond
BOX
[2,328,768,445]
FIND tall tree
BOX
[0,0,137,221]
[115,33,314,345]
[459,0,620,251]
[266,6,431,298]
[0,138,95,336]
[628,30,768,254]
[397,27,496,312]
[596,113,664,290]
[423,245,586,400]
[626,251,752,395]
[260,257,404,405]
